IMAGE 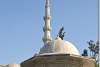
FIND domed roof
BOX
[39,37,80,55]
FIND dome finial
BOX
[57,26,66,40]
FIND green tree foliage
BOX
[82,40,99,67]
[87,40,99,63]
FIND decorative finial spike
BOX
[42,0,52,44]
[46,0,50,5]
[57,26,66,40]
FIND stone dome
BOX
[39,37,80,55]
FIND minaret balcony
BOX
[43,26,52,32]
[44,16,51,20]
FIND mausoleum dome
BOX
[39,37,80,55]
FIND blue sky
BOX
[0,0,98,64]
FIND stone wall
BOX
[21,54,95,67]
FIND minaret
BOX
[43,0,52,44]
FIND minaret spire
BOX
[43,0,52,44]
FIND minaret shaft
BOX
[43,0,52,44]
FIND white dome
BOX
[39,37,80,55]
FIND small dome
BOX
[39,37,80,55]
